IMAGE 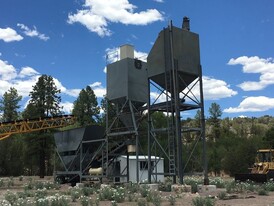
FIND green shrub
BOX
[192,196,215,206]
[167,194,176,205]
[127,191,135,202]
[47,194,69,206]
[44,181,60,190]
[0,178,5,187]
[191,183,198,193]
[139,184,150,198]
[82,186,94,196]
[225,181,236,193]
[112,187,125,203]
[146,190,161,206]
[217,191,226,200]
[34,181,44,189]
[158,182,172,192]
[225,181,254,193]
[17,190,33,198]
[137,198,147,206]
[258,189,269,196]
[14,198,29,206]
[24,178,34,190]
[0,200,11,206]
[263,181,274,191]
[99,186,113,201]
[209,177,225,188]
[5,191,17,205]
[80,196,91,206]
[35,188,48,200]
[125,182,139,193]
[184,176,203,186]
[111,200,118,206]
[19,175,24,181]
[146,190,155,202]
[35,198,49,206]
[69,187,82,202]
[94,195,100,206]
[7,177,14,188]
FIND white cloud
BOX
[105,47,148,64]
[223,96,274,113]
[104,47,148,73]
[64,89,81,97]
[202,76,238,100]
[17,23,50,41]
[228,56,274,91]
[153,0,164,2]
[60,101,74,114]
[131,34,138,39]
[90,81,102,87]
[0,59,40,97]
[0,27,23,42]
[0,59,17,80]
[106,47,119,63]
[52,77,66,93]
[90,81,106,98]
[150,91,168,103]
[149,76,237,104]
[0,80,11,95]
[0,58,82,100]
[94,87,106,98]
[12,75,40,97]
[52,77,80,97]
[68,0,163,37]
[18,66,39,78]
[135,50,148,62]
[68,9,111,37]
[186,76,238,101]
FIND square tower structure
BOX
[107,45,148,107]
[147,25,201,92]
[146,19,207,185]
[106,45,148,183]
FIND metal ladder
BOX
[165,69,176,176]
[168,121,176,175]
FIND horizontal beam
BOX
[0,115,76,140]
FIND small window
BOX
[140,161,154,170]
[134,59,142,69]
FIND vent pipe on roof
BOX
[120,44,134,60]
[182,16,190,31]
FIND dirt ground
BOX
[0,176,274,206]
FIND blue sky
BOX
[0,0,274,119]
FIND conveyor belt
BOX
[0,115,76,140]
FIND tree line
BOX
[0,74,274,177]
[0,75,100,177]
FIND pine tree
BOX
[208,102,222,140]
[0,87,22,122]
[23,74,62,178]
[0,87,24,175]
[29,75,62,117]
[72,85,100,126]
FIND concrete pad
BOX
[198,184,217,192]
[76,183,84,188]
[147,183,159,191]
[171,184,191,193]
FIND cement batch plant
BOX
[0,17,207,185]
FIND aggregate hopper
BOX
[54,125,105,184]
[235,149,274,182]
